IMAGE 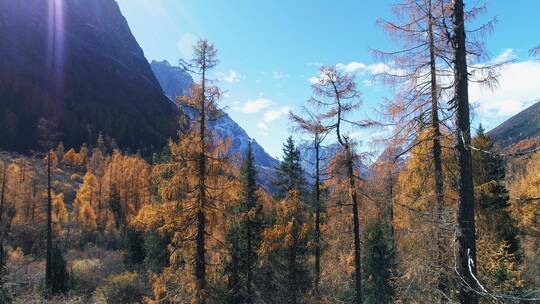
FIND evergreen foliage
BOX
[362,220,396,304]
[225,143,264,303]
[472,126,519,254]
[274,137,306,199]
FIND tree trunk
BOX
[46,151,53,293]
[0,165,6,236]
[32,181,36,224]
[387,168,395,242]
[428,0,448,299]
[288,227,298,304]
[347,145,362,304]
[98,179,102,210]
[314,139,321,292]
[452,1,478,303]
[246,218,253,303]
[195,63,208,304]
[230,236,240,302]
[195,209,206,301]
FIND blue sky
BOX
[117,0,540,158]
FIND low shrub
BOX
[95,272,147,304]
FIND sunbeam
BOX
[46,0,65,102]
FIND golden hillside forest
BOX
[0,0,539,303]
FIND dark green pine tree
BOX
[362,220,396,304]
[274,137,305,199]
[143,231,171,273]
[124,228,146,266]
[259,137,311,304]
[472,125,519,254]
[225,142,264,303]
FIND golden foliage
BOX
[477,236,523,292]
[73,172,99,231]
[510,151,540,235]
[392,130,457,300]
[62,148,79,167]
[136,85,237,302]
[259,189,310,255]
[52,191,68,226]
[72,148,151,234]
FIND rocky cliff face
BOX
[0,0,177,153]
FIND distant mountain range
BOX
[0,0,177,154]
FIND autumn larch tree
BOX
[183,39,220,303]
[136,39,235,304]
[309,66,367,303]
[373,1,456,296]
[392,129,458,302]
[369,141,402,239]
[510,150,539,290]
[259,188,311,304]
[289,109,328,292]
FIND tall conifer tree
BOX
[225,142,263,303]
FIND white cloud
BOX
[470,59,540,119]
[273,71,290,80]
[366,62,405,75]
[217,70,242,83]
[367,62,389,74]
[264,106,290,122]
[336,61,368,73]
[177,33,198,59]
[335,61,404,76]
[308,61,405,84]
[235,98,273,114]
[308,76,320,85]
[257,122,269,131]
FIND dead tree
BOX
[309,66,371,304]
[373,0,456,297]
[37,117,60,294]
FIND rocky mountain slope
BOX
[488,101,540,150]
[150,60,193,99]
[150,60,280,191]
[0,0,177,154]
